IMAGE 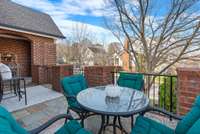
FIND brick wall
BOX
[52,64,73,92]
[32,65,52,84]
[31,37,56,66]
[32,64,73,92]
[84,66,121,87]
[0,28,56,82]
[177,67,200,115]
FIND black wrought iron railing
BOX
[112,72,178,114]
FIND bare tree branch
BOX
[105,0,200,74]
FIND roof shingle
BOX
[0,0,65,38]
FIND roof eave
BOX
[0,24,65,39]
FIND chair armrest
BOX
[12,77,25,81]
[2,77,25,82]
[143,106,183,120]
[62,92,77,102]
[66,95,77,102]
[66,95,76,99]
[29,114,73,134]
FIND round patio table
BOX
[77,85,149,134]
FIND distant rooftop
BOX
[88,46,106,54]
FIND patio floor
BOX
[1,85,63,112]
[12,96,178,134]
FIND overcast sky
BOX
[12,0,119,44]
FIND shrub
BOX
[159,77,177,113]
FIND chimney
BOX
[124,38,129,50]
[123,38,133,71]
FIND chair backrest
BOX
[0,106,28,134]
[175,96,200,134]
[117,72,144,90]
[186,117,200,134]
[61,74,88,97]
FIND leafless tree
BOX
[64,23,108,67]
[56,40,73,64]
[71,23,95,43]
[107,42,121,55]
[70,23,94,66]
[57,22,110,68]
[105,0,200,74]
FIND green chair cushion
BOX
[76,128,92,134]
[0,118,18,134]
[0,106,28,134]
[55,120,91,134]
[61,74,87,96]
[61,74,88,108]
[119,72,143,79]
[0,106,90,134]
[117,72,144,90]
[131,115,174,134]
[175,96,200,134]
[186,118,200,134]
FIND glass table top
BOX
[77,86,149,116]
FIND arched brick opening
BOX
[0,29,57,84]
[0,33,32,76]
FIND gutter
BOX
[0,24,65,40]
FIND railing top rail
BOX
[111,71,177,77]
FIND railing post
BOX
[158,76,161,107]
[170,76,173,120]
[111,71,115,85]
[164,77,166,109]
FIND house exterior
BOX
[112,51,123,67]
[83,45,107,66]
[69,43,107,66]
[113,38,183,73]
[0,0,64,77]
[112,39,135,72]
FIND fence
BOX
[112,72,178,113]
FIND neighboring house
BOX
[112,39,135,72]
[83,45,107,66]
[61,43,107,69]
[112,38,161,72]
[112,51,123,66]
[0,0,64,77]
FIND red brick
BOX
[84,66,121,87]
[177,67,200,115]
[51,64,73,92]
[0,28,56,83]
[0,37,31,76]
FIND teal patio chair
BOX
[131,96,200,134]
[117,72,144,127]
[61,74,92,127]
[117,72,144,91]
[0,106,91,134]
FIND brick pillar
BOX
[51,64,73,92]
[32,65,52,84]
[177,67,200,115]
[32,65,46,84]
[84,66,121,87]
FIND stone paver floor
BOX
[13,96,178,134]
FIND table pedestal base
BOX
[98,115,128,134]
